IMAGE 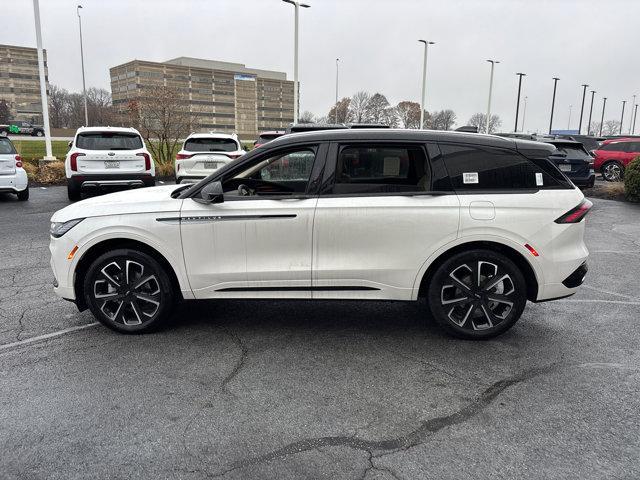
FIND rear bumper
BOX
[568,170,596,187]
[0,169,28,193]
[69,173,155,189]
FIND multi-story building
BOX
[110,57,295,140]
[0,44,48,123]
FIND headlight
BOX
[50,218,84,238]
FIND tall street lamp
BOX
[334,58,339,123]
[549,77,560,134]
[587,90,596,135]
[629,94,636,134]
[485,59,499,134]
[282,0,310,124]
[620,100,626,134]
[77,5,88,127]
[578,84,588,134]
[418,40,434,129]
[599,97,607,136]
[514,72,525,132]
[567,104,572,130]
[521,96,528,132]
[633,104,639,135]
[31,0,53,160]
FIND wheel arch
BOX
[416,240,539,302]
[73,238,184,311]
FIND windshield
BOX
[184,138,239,152]
[76,132,143,150]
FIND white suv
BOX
[175,132,244,183]
[65,127,155,201]
[50,129,591,339]
[0,137,29,200]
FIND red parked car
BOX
[593,138,640,181]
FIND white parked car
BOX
[0,136,29,201]
[50,129,591,339]
[175,132,244,184]
[65,126,155,201]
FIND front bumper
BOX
[69,173,155,190]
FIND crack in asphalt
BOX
[209,364,559,478]
[219,327,248,395]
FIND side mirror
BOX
[198,181,224,204]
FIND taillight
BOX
[555,199,593,224]
[176,153,193,160]
[137,152,151,170]
[70,152,85,171]
[15,155,22,168]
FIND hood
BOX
[51,185,183,222]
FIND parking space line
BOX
[0,322,98,353]
[562,299,640,306]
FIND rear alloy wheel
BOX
[602,161,624,182]
[428,250,527,339]
[84,249,174,333]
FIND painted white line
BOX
[561,299,640,306]
[581,284,640,301]
[0,322,98,352]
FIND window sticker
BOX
[463,172,479,184]
[383,156,401,176]
[535,172,544,186]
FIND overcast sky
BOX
[5,0,640,133]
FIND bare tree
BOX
[589,121,601,136]
[327,97,352,124]
[0,99,11,124]
[87,88,115,126]
[468,113,502,133]
[602,120,621,136]
[48,84,70,128]
[298,110,316,124]
[395,101,421,129]
[349,91,371,123]
[364,93,391,124]
[430,109,457,130]
[129,86,194,164]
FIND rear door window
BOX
[601,142,628,152]
[439,143,559,190]
[76,132,143,150]
[184,138,239,152]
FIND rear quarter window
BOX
[439,143,566,191]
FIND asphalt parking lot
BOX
[1,186,639,479]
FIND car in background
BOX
[555,134,605,153]
[254,130,285,148]
[593,138,640,181]
[0,136,28,200]
[175,132,245,184]
[65,127,155,201]
[0,120,45,137]
[285,123,349,134]
[543,140,595,188]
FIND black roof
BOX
[270,128,554,156]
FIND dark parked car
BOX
[0,120,45,137]
[556,134,605,153]
[254,130,285,148]
[543,140,595,188]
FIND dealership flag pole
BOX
[32,0,53,160]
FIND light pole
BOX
[587,90,596,135]
[485,59,499,134]
[620,100,626,134]
[578,84,588,134]
[629,95,636,134]
[521,96,528,132]
[31,0,53,160]
[567,105,572,130]
[334,58,339,123]
[549,77,560,134]
[77,5,88,126]
[599,97,607,136]
[282,0,310,124]
[633,104,639,135]
[418,40,434,129]
[514,72,526,132]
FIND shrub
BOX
[155,161,175,177]
[624,156,640,203]
[22,161,38,181]
[36,161,66,184]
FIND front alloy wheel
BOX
[602,161,623,182]
[428,250,527,339]
[84,249,174,333]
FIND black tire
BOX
[83,249,175,334]
[35,130,44,137]
[0,129,7,137]
[601,161,624,182]
[67,181,81,201]
[427,249,527,340]
[16,187,29,201]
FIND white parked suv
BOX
[175,132,244,184]
[0,137,29,200]
[65,126,155,201]
[50,129,591,339]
